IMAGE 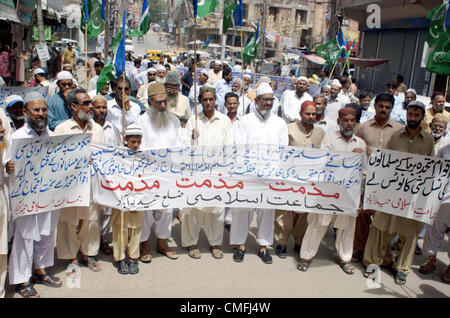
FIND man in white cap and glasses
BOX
[188,69,210,114]
[54,88,105,275]
[4,95,25,132]
[165,70,192,128]
[155,64,167,83]
[325,79,347,122]
[231,82,288,264]
[281,76,312,124]
[6,92,62,298]
[136,68,157,109]
[207,60,223,85]
[136,83,181,262]
[47,70,75,131]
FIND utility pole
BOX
[104,0,110,60]
[219,1,226,61]
[258,0,269,72]
[36,0,46,67]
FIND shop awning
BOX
[0,0,20,23]
[348,57,389,68]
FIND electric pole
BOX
[258,0,269,72]
[36,0,46,67]
[104,0,110,60]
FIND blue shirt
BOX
[47,92,72,131]
[214,79,232,113]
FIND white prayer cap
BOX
[200,69,209,76]
[56,71,73,82]
[33,68,46,76]
[155,64,166,71]
[324,85,331,89]
[147,68,157,73]
[23,92,46,105]
[215,60,222,65]
[5,95,24,107]
[297,76,308,83]
[243,74,251,80]
[331,79,342,88]
[406,88,417,95]
[256,82,273,97]
[124,123,143,137]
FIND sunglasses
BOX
[78,100,92,106]
[117,86,130,91]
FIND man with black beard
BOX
[54,88,105,275]
[136,83,181,263]
[6,92,62,298]
[281,76,313,124]
[364,100,435,286]
[358,92,375,124]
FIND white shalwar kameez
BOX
[181,111,234,247]
[6,124,60,285]
[300,130,366,262]
[0,154,7,298]
[137,110,183,243]
[231,109,288,246]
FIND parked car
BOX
[125,39,134,53]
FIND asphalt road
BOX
[4,215,450,298]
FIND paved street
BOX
[4,216,450,298]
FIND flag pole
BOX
[120,10,127,249]
[193,16,198,129]
[445,75,449,102]
[326,58,339,86]
[240,27,245,117]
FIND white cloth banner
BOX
[363,148,450,225]
[9,133,92,219]
[91,143,364,214]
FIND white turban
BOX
[243,74,251,80]
[331,79,342,88]
[215,60,222,65]
[56,71,73,82]
[256,82,273,97]
[200,69,209,76]
[406,88,417,95]
[147,68,157,73]
[155,65,166,71]
[297,76,308,83]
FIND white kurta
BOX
[231,110,288,246]
[136,82,151,109]
[5,124,60,285]
[106,98,141,135]
[182,110,234,247]
[137,111,183,242]
[214,79,233,114]
[300,130,366,262]
[0,154,7,298]
[325,95,348,122]
[281,90,313,123]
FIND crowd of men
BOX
[0,54,449,298]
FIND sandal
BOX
[157,241,178,260]
[33,272,62,288]
[442,265,450,284]
[210,246,223,259]
[80,256,102,272]
[393,270,407,285]
[140,241,152,263]
[297,258,311,272]
[339,261,355,275]
[419,256,436,274]
[188,245,201,259]
[16,282,40,298]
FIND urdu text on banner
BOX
[9,134,92,219]
[363,148,450,225]
[91,143,364,214]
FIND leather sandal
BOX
[419,256,437,274]
[157,241,178,260]
[33,272,62,288]
[210,246,223,259]
[139,241,152,263]
[16,282,40,298]
[187,245,201,259]
[339,261,355,275]
[80,256,102,272]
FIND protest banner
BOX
[9,133,92,219]
[0,86,49,108]
[363,148,450,225]
[91,143,364,214]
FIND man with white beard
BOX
[0,118,8,298]
[231,83,288,264]
[165,71,192,128]
[54,88,105,274]
[136,83,181,262]
[6,92,62,298]
[155,64,167,83]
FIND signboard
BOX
[35,44,50,62]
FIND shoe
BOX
[419,256,436,274]
[258,249,273,264]
[233,248,245,263]
[294,244,301,253]
[128,259,139,274]
[276,245,287,259]
[117,259,129,275]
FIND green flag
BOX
[316,38,340,68]
[111,29,124,52]
[97,63,115,94]
[243,20,260,64]
[426,3,450,75]
[81,0,105,39]
[197,0,219,18]
[223,0,239,34]
[138,0,150,35]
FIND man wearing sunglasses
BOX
[53,88,105,275]
[106,77,141,135]
[47,71,75,131]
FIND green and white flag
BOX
[96,63,115,94]
[81,0,105,40]
[196,0,219,18]
[223,0,239,34]
[316,38,340,68]
[138,0,150,35]
[242,19,260,64]
[426,2,450,75]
